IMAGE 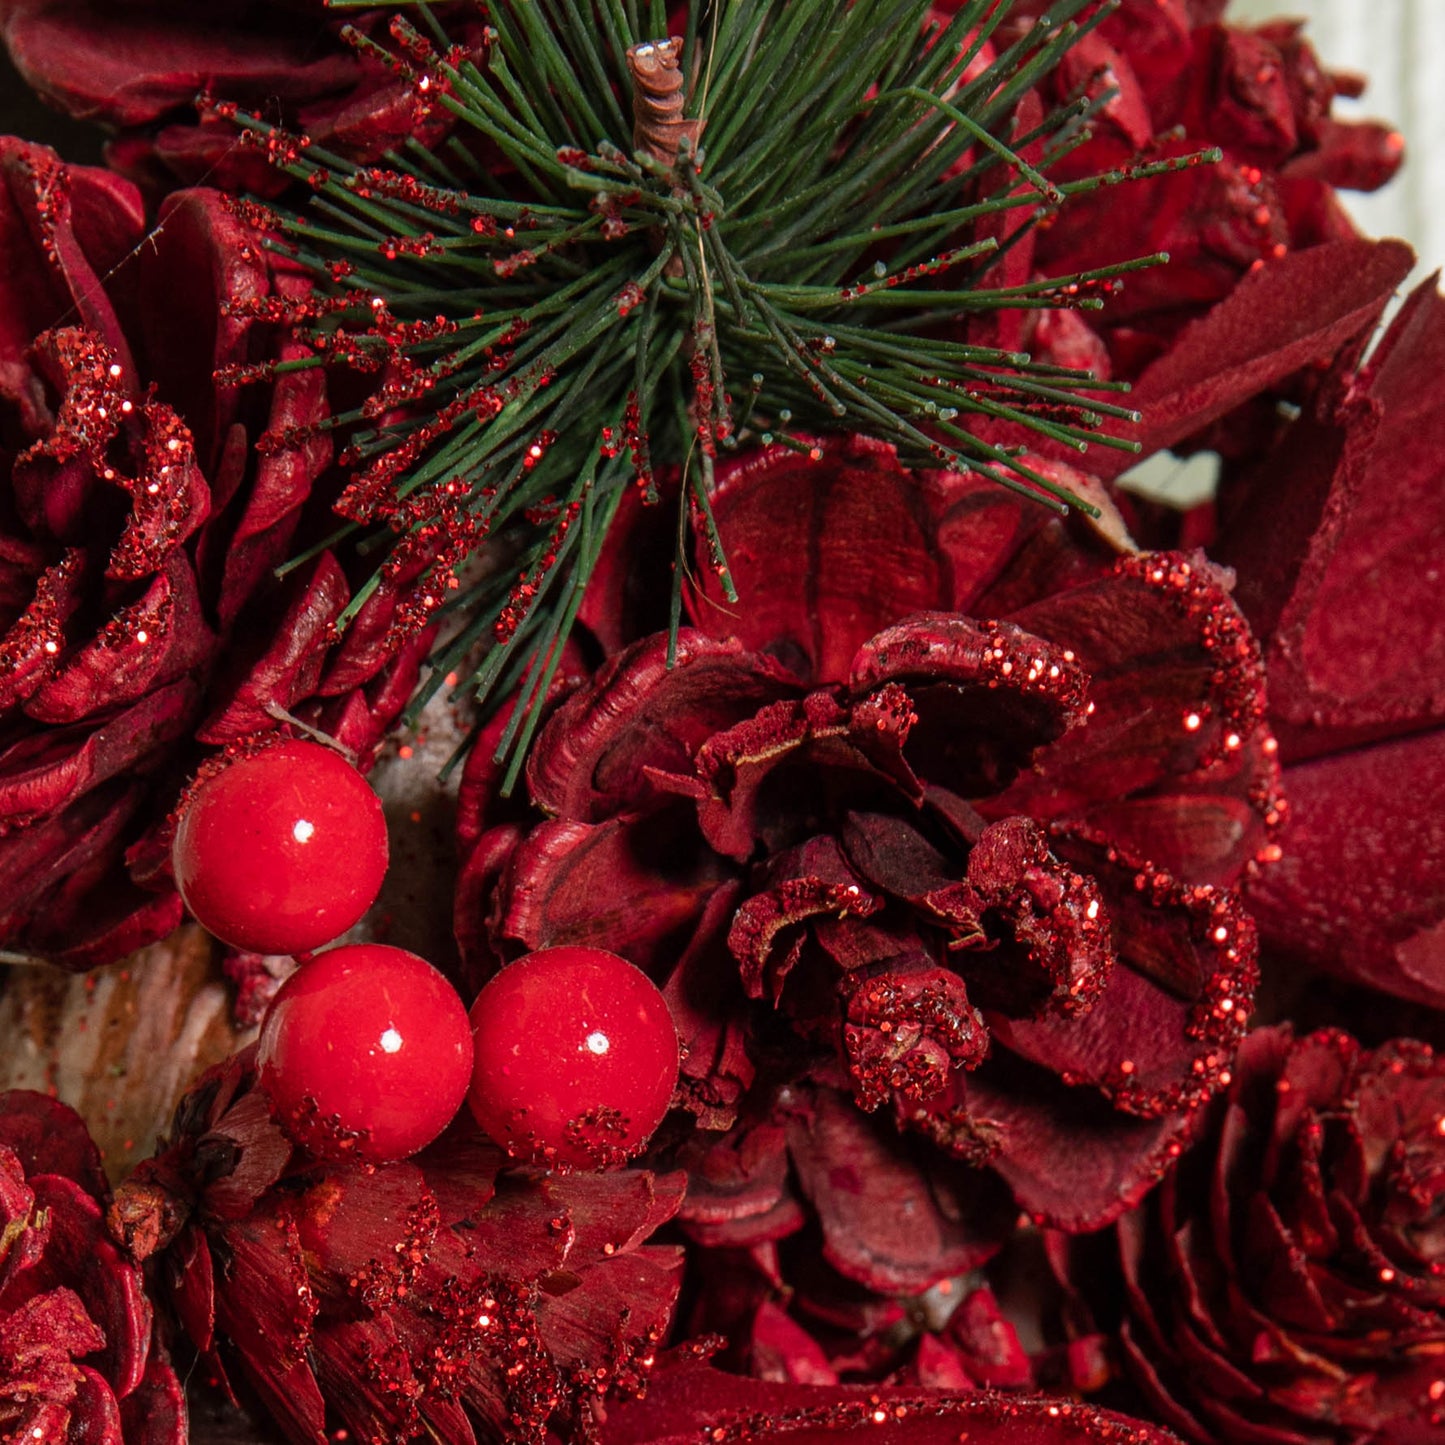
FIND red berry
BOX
[467,946,679,1170]
[173,739,389,955]
[257,943,472,1163]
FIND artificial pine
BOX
[221,0,1216,781]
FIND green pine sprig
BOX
[223,0,1218,786]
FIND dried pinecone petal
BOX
[0,1090,181,1443]
[116,1056,686,1444]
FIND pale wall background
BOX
[1231,0,1445,276]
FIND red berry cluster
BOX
[173,739,680,1168]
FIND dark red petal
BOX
[311,1313,427,1443]
[840,953,988,1111]
[0,138,139,383]
[546,1168,687,1266]
[697,685,924,861]
[211,1207,325,1444]
[0,779,144,940]
[925,469,1057,615]
[959,817,1115,1018]
[26,1174,150,1397]
[663,881,757,1130]
[68,1364,125,1445]
[749,1299,839,1385]
[537,1244,684,1371]
[0,677,197,831]
[678,1122,799,1248]
[0,1091,107,1196]
[289,1161,433,1312]
[996,553,1279,888]
[1218,277,1445,757]
[198,1090,295,1222]
[946,1286,1033,1388]
[25,552,214,725]
[907,1331,977,1390]
[851,613,1088,798]
[906,1056,1194,1230]
[1,1,360,129]
[946,475,1122,621]
[600,1358,1182,1444]
[992,846,1256,1117]
[786,1088,1005,1293]
[729,836,878,1003]
[132,187,269,473]
[1245,730,1445,1009]
[460,1174,575,1283]
[0,550,87,712]
[493,810,732,976]
[454,822,525,985]
[1283,116,1405,193]
[0,1144,44,1289]
[693,435,951,685]
[300,622,434,763]
[0,1285,105,1380]
[527,631,798,823]
[118,1348,188,1445]
[213,344,331,630]
[164,1224,215,1359]
[1090,239,1414,480]
[196,552,350,745]
[7,868,183,972]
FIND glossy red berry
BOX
[173,739,389,955]
[257,943,473,1163]
[467,946,679,1170]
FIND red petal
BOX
[0,138,140,383]
[0,677,197,831]
[749,1299,839,1385]
[26,1174,151,1397]
[198,1090,295,1222]
[0,1286,104,1382]
[947,1287,1033,1389]
[133,187,269,474]
[1,1,360,129]
[600,1359,1182,1444]
[1219,278,1445,757]
[0,1092,107,1196]
[25,552,214,725]
[527,631,798,823]
[693,436,951,685]
[678,1122,799,1248]
[68,1364,125,1445]
[1090,239,1414,479]
[211,1206,325,1443]
[196,552,350,744]
[958,817,1115,1019]
[996,553,1279,888]
[0,1144,43,1287]
[991,844,1256,1117]
[851,613,1088,799]
[906,1059,1193,1230]
[292,1163,436,1309]
[494,810,732,975]
[1244,730,1445,1009]
[786,1088,1006,1293]
[0,550,86,712]
[119,1349,189,1445]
